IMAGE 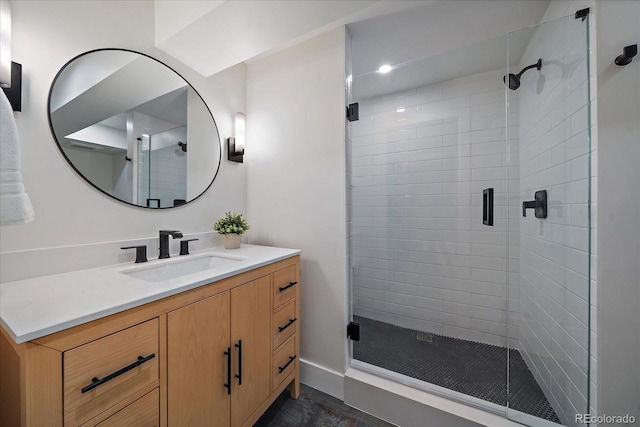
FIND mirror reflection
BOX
[48,49,221,208]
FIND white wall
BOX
[595,0,640,421]
[350,68,520,348]
[187,87,220,200]
[1,0,246,254]
[64,148,115,197]
[246,27,347,397]
[112,152,130,204]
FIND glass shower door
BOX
[506,12,592,427]
[348,33,512,413]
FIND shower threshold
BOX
[352,316,560,424]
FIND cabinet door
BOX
[168,292,231,427]
[230,276,272,426]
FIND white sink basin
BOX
[122,253,244,282]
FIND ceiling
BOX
[154,0,550,83]
[347,0,550,99]
[51,55,186,140]
[154,1,438,77]
[351,24,539,100]
[347,0,550,76]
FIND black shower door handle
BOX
[483,188,494,226]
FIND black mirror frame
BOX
[47,48,222,209]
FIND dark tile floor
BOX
[353,315,560,423]
[254,384,395,427]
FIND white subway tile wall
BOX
[350,68,520,348]
[514,14,591,427]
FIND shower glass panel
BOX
[347,12,591,427]
[349,33,511,413]
[506,13,591,427]
[136,126,188,208]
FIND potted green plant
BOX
[213,212,250,249]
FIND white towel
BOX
[1,89,34,225]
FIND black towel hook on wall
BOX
[615,44,637,66]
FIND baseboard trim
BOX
[299,358,345,400]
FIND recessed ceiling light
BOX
[377,64,392,74]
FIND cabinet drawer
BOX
[272,335,296,391]
[273,265,297,309]
[64,319,159,427]
[272,300,296,349]
[94,388,159,427]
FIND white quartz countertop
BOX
[0,244,300,344]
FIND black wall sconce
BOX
[615,44,637,66]
[227,112,245,163]
[1,61,22,111]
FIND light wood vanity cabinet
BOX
[0,255,300,427]
[167,275,271,426]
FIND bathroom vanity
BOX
[0,245,301,427]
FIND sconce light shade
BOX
[227,112,245,163]
[0,0,12,88]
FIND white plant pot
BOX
[222,233,241,249]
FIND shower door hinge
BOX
[347,103,359,122]
[347,322,360,341]
[575,8,589,21]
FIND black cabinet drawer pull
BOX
[278,355,297,373]
[278,318,297,332]
[81,353,155,394]
[234,340,242,385]
[278,281,297,292]
[224,347,231,395]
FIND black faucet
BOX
[159,230,183,259]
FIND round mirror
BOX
[48,49,221,208]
